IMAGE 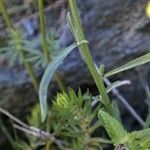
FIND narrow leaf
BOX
[22,47,41,55]
[26,55,41,63]
[66,12,78,41]
[106,80,131,93]
[111,101,121,123]
[39,41,87,122]
[105,53,150,78]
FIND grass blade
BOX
[105,53,150,78]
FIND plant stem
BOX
[0,0,14,30]
[45,141,52,150]
[38,0,49,60]
[104,78,145,127]
[54,74,66,92]
[24,60,39,92]
[14,31,39,93]
[0,0,39,92]
[68,0,113,115]
[38,0,66,92]
[91,137,112,144]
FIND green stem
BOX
[45,140,52,150]
[80,116,91,148]
[0,0,14,30]
[38,0,66,92]
[68,0,113,115]
[89,121,101,134]
[38,0,49,60]
[91,137,112,144]
[24,61,39,92]
[53,74,66,92]
[14,31,39,93]
[0,0,39,92]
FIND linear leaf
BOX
[106,80,131,93]
[104,53,150,78]
[39,41,88,122]
[26,55,41,63]
[66,12,78,40]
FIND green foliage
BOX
[20,104,45,150]
[111,101,122,122]
[52,89,109,149]
[98,110,150,150]
[26,31,60,68]
[98,110,128,144]
[39,40,88,122]
[27,104,41,127]
[104,53,150,78]
[0,0,66,93]
[0,30,26,66]
[0,104,45,150]
[0,0,39,91]
[1,90,109,149]
[53,89,92,127]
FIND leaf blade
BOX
[104,53,150,78]
[39,41,88,122]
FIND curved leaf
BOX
[39,41,88,122]
[105,53,150,78]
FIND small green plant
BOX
[52,89,109,149]
[98,110,150,149]
[0,0,150,150]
